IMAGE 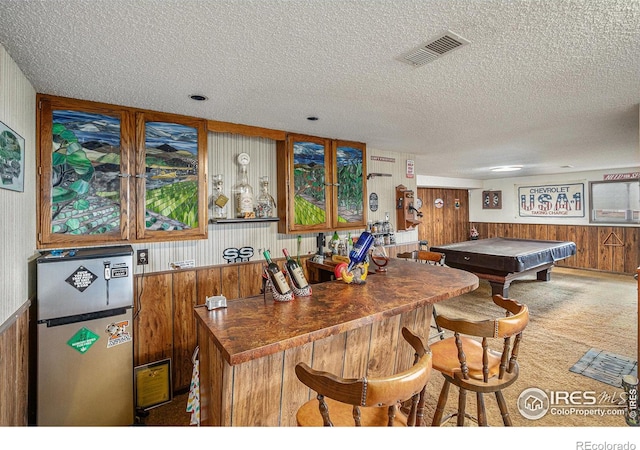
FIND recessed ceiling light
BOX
[307,116,319,121]
[490,165,522,172]
[189,94,208,101]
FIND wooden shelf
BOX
[209,217,279,224]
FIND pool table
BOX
[430,237,576,298]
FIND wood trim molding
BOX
[207,119,286,141]
[0,299,31,335]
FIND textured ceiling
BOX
[0,0,638,180]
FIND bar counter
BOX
[194,258,479,426]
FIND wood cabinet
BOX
[276,133,367,234]
[36,95,208,248]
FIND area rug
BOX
[569,348,638,387]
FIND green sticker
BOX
[67,327,100,354]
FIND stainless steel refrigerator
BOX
[36,245,135,426]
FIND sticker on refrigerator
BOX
[110,263,129,278]
[106,320,132,348]
[67,327,100,354]
[65,266,98,292]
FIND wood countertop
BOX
[194,258,479,366]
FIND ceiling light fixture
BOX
[491,165,522,172]
[189,94,208,101]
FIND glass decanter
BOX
[233,153,255,218]
[255,176,276,218]
[208,174,228,220]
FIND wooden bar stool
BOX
[430,295,529,426]
[397,250,447,341]
[295,327,432,426]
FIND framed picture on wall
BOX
[0,120,25,192]
[482,190,502,209]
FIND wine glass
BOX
[371,243,389,273]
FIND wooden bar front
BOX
[195,259,479,426]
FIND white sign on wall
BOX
[406,159,414,178]
[518,183,585,218]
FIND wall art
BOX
[518,183,584,217]
[0,120,25,192]
[482,190,502,209]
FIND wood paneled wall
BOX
[472,222,639,274]
[416,187,638,275]
[0,302,30,426]
[133,243,419,392]
[416,188,470,247]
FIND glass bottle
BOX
[256,176,276,218]
[233,153,255,218]
[330,231,340,255]
[263,250,292,295]
[347,231,374,272]
[208,174,227,220]
[282,248,309,289]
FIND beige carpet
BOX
[424,266,637,427]
[144,267,638,427]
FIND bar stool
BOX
[430,295,529,426]
[295,327,432,426]
[397,250,447,341]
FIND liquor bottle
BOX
[329,230,340,255]
[208,174,228,220]
[263,250,292,295]
[282,248,309,290]
[347,231,374,272]
[255,176,276,218]
[233,153,255,218]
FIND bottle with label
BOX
[282,248,309,290]
[347,231,374,272]
[263,250,292,295]
[233,153,255,218]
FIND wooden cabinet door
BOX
[277,134,367,234]
[277,133,333,233]
[332,140,367,230]
[134,112,208,241]
[36,94,208,248]
[37,95,134,247]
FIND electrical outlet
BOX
[137,249,148,265]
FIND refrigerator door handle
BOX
[39,307,131,328]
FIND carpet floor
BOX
[143,266,638,427]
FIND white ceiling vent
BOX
[399,31,470,67]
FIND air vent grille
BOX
[400,31,470,67]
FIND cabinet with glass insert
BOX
[276,133,367,234]
[36,94,208,248]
